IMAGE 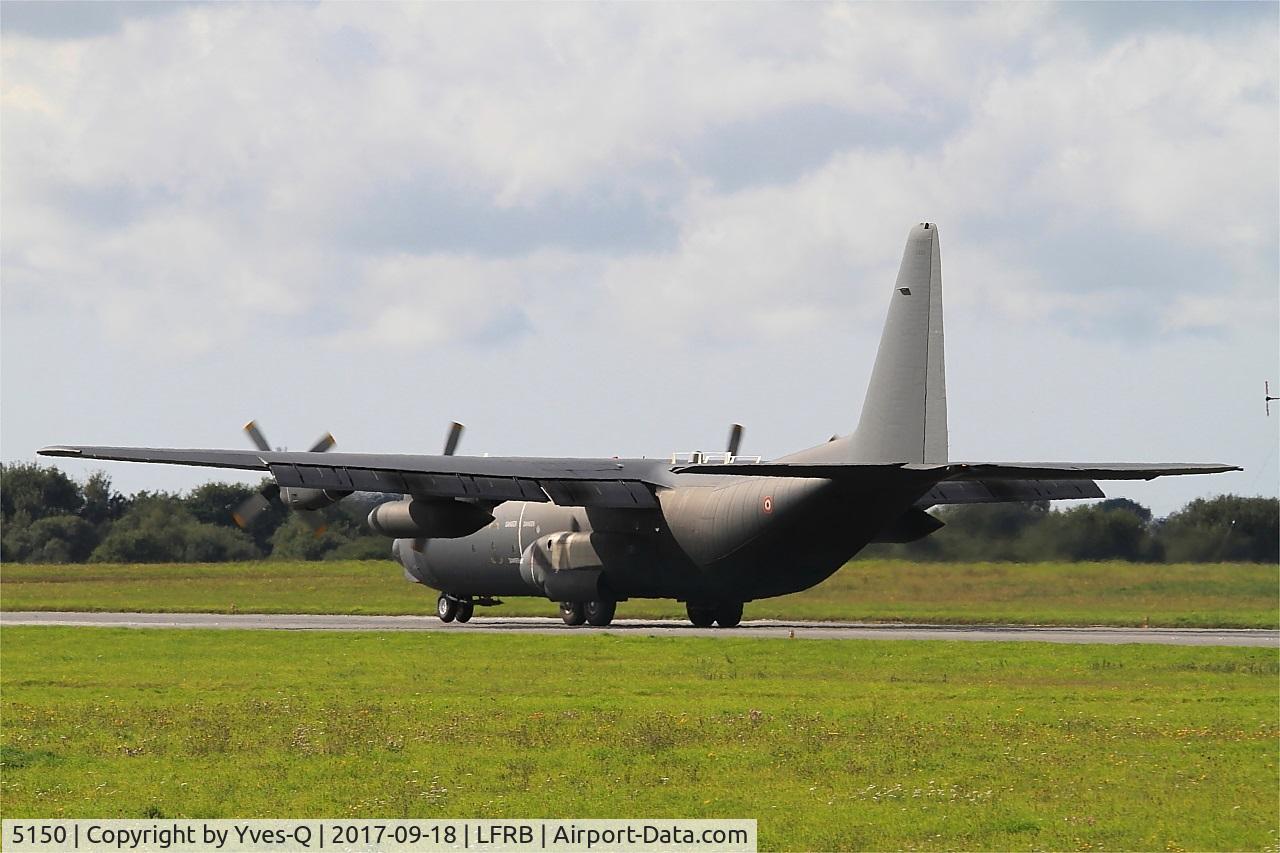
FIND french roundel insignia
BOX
[762,495,774,514]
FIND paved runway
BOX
[2,611,1275,646]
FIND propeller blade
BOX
[726,423,744,456]
[443,422,464,456]
[244,420,271,452]
[236,422,333,530]
[232,483,280,529]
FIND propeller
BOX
[726,423,744,457]
[443,421,464,456]
[232,421,337,533]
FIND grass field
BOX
[1,627,1276,851]
[2,559,1276,627]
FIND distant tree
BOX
[1,463,83,523]
[185,482,257,527]
[268,514,347,561]
[1158,496,1279,563]
[24,515,100,563]
[1,511,35,562]
[80,471,131,526]
[89,493,258,563]
[182,523,263,563]
[1098,497,1153,524]
[1023,503,1162,562]
[325,537,394,561]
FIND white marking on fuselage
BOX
[516,501,528,555]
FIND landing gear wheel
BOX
[559,601,586,626]
[714,601,743,628]
[686,602,715,628]
[436,594,457,623]
[455,600,474,623]
[584,599,616,627]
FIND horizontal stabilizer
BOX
[674,460,1240,481]
[916,462,1241,481]
[916,479,1105,507]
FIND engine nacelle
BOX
[367,498,494,539]
[280,486,351,511]
[519,531,607,601]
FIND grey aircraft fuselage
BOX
[397,465,927,605]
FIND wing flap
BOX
[541,479,658,509]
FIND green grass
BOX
[1,628,1276,851]
[2,559,1276,628]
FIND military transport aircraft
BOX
[40,224,1238,628]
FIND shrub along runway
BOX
[3,611,1277,646]
[1,627,1275,851]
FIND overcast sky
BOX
[2,1,1277,516]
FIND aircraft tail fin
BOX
[848,222,948,463]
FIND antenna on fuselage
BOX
[1267,382,1278,417]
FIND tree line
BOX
[1,462,1276,564]
[862,496,1277,563]
[0,463,389,564]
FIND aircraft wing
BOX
[37,445,669,509]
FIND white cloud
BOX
[2,2,1276,512]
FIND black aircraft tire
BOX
[686,603,716,628]
[714,602,744,628]
[560,602,586,626]
[436,595,457,623]
[455,601,474,623]
[584,599,616,627]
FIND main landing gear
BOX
[436,594,474,624]
[558,599,616,627]
[559,601,586,626]
[686,600,743,628]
